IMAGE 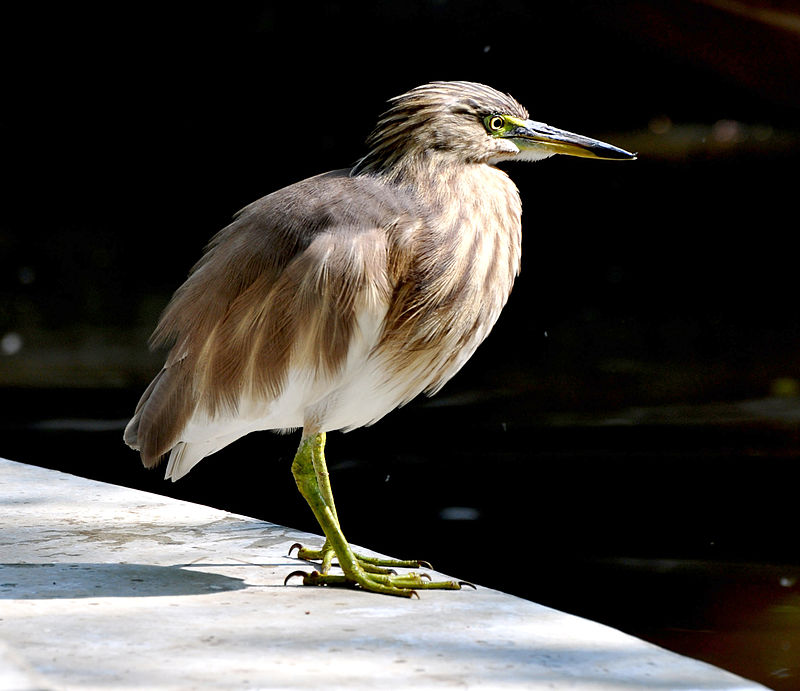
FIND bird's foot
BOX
[284,565,472,597]
[289,541,430,575]
[287,542,473,597]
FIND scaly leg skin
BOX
[286,432,472,597]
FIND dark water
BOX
[3,385,799,690]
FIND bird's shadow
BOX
[0,562,254,599]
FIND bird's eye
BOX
[486,115,506,133]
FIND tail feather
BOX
[165,430,250,482]
[126,359,252,481]
[124,362,195,470]
[165,441,210,482]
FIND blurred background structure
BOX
[2,1,800,688]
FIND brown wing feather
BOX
[126,170,417,468]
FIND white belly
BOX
[178,303,392,440]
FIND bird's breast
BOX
[374,164,522,402]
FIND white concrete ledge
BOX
[1,458,766,690]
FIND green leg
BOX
[287,432,470,597]
[291,434,346,574]
[289,433,427,575]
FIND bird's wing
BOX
[126,170,415,468]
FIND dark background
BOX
[3,2,800,689]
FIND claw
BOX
[284,569,313,585]
[284,546,467,595]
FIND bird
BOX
[124,81,635,597]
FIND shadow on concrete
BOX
[0,562,247,599]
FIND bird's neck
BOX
[354,153,523,287]
[386,153,523,301]
[359,150,466,189]
[364,153,510,216]
[401,156,521,241]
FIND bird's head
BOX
[352,81,635,175]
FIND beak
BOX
[508,119,636,161]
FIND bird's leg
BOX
[289,433,423,575]
[287,432,469,596]
[291,433,338,573]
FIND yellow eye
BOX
[486,115,505,132]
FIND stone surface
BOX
[0,458,767,690]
